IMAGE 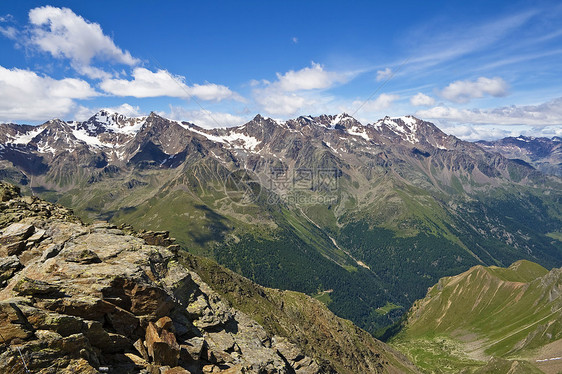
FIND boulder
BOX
[13,277,64,298]
[0,255,21,284]
[0,182,20,201]
[146,321,180,367]
[64,249,101,264]
[0,301,34,343]
[0,223,34,244]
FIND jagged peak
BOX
[252,113,265,121]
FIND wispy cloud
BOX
[376,68,392,82]
[403,10,537,71]
[417,96,562,126]
[438,123,562,141]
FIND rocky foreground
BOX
[0,182,416,374]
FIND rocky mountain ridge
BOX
[0,182,417,373]
[476,136,562,176]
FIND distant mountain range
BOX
[1,110,561,336]
[477,136,562,176]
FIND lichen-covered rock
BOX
[0,182,20,202]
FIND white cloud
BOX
[410,93,436,106]
[254,91,311,116]
[100,68,241,101]
[416,97,562,126]
[292,36,298,44]
[376,68,392,82]
[27,6,139,78]
[353,93,399,112]
[275,62,350,92]
[252,62,353,116]
[438,123,562,141]
[0,65,98,121]
[0,15,14,22]
[164,106,247,128]
[440,77,509,103]
[0,25,17,39]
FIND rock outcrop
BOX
[0,182,324,373]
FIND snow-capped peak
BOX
[372,116,421,144]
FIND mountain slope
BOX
[1,111,561,336]
[0,182,417,373]
[392,260,562,373]
[477,136,562,176]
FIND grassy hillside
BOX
[391,260,562,373]
[179,251,419,374]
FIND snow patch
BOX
[347,126,370,141]
[9,127,45,145]
[72,128,106,147]
[184,125,262,151]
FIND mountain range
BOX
[0,110,561,336]
[477,136,562,177]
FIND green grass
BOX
[375,302,401,316]
[312,291,333,306]
[392,260,562,372]
[391,336,484,373]
[547,231,562,242]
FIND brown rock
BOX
[107,332,133,353]
[0,183,20,201]
[83,320,112,349]
[13,277,64,298]
[219,365,244,374]
[39,296,115,321]
[64,249,101,264]
[0,223,34,244]
[0,256,21,284]
[1,241,26,256]
[124,352,150,369]
[51,333,90,355]
[26,310,84,337]
[146,322,161,358]
[152,341,180,367]
[156,316,175,332]
[162,366,193,374]
[107,305,140,336]
[130,284,174,317]
[60,358,99,374]
[26,228,46,243]
[202,364,221,373]
[0,302,34,343]
[134,338,150,361]
[146,321,180,367]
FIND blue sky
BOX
[0,1,561,139]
